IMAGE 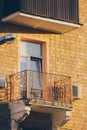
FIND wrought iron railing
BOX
[3,0,79,24]
[0,88,7,102]
[9,70,72,105]
[0,75,11,103]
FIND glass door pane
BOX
[30,57,42,98]
[20,57,27,71]
[20,56,28,97]
[30,57,42,72]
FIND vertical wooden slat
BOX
[19,0,79,23]
[3,0,79,23]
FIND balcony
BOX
[2,0,80,33]
[8,70,72,109]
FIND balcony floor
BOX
[25,98,73,112]
[2,12,80,34]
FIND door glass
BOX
[30,57,42,72]
[20,57,27,71]
[20,41,27,55]
[20,41,43,98]
[27,42,42,56]
[21,41,42,56]
[30,57,42,88]
[20,57,28,97]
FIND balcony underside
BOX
[2,12,80,34]
[28,99,73,112]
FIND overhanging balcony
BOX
[10,70,73,110]
[2,0,80,33]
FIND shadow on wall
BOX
[0,22,58,34]
[19,111,52,130]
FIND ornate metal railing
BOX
[0,75,11,103]
[3,0,79,24]
[0,88,7,102]
[10,70,72,105]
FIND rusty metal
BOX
[9,70,72,105]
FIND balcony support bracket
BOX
[52,109,72,129]
[9,99,31,130]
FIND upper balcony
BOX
[2,0,80,33]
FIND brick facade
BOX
[0,0,87,130]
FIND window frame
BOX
[19,39,49,99]
[20,41,43,72]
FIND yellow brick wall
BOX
[0,0,87,129]
[0,33,18,75]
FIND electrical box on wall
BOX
[72,85,82,99]
[0,73,6,88]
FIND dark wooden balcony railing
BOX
[9,70,72,105]
[3,0,79,24]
